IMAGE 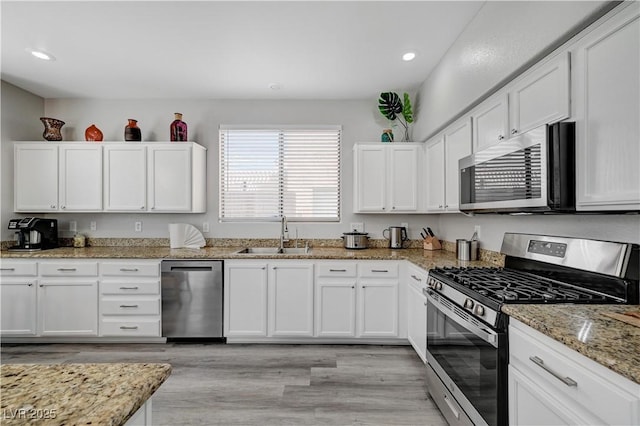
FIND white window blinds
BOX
[219,126,341,221]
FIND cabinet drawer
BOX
[359,262,399,278]
[101,281,160,295]
[100,318,161,337]
[101,262,159,277]
[510,323,638,425]
[101,298,160,315]
[40,262,98,277]
[317,263,357,277]
[0,261,37,276]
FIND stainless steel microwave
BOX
[459,122,575,214]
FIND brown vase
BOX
[85,124,103,142]
[40,117,65,141]
[124,119,141,141]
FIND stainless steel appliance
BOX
[383,226,408,249]
[424,233,639,426]
[161,260,224,341]
[341,231,369,249]
[7,218,58,251]
[459,122,575,213]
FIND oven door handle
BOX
[427,291,499,348]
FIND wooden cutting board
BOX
[601,310,640,328]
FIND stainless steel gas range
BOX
[424,233,639,426]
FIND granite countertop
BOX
[502,304,640,385]
[0,363,171,425]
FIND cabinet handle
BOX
[273,266,277,270]
[529,356,577,387]
[50,205,56,209]
[438,205,443,209]
[382,207,385,210]
[140,206,145,210]
[511,128,518,135]
[119,304,139,308]
[329,269,347,272]
[119,286,139,290]
[28,283,33,287]
[443,394,460,420]
[411,275,422,282]
[119,268,139,272]
[424,302,427,306]
[498,135,505,141]
[392,206,396,210]
[444,205,448,208]
[261,267,266,270]
[151,206,155,210]
[120,326,139,330]
[57,268,77,272]
[61,205,66,209]
[0,268,16,271]
[351,286,355,289]
[39,284,44,287]
[371,269,388,273]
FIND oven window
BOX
[427,297,500,426]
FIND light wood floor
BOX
[1,343,447,425]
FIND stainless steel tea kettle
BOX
[383,226,408,249]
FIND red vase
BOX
[85,124,103,142]
[170,113,188,142]
[124,119,141,141]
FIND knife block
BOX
[423,236,442,251]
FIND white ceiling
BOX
[1,1,485,100]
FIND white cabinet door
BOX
[574,4,640,211]
[224,262,268,337]
[147,145,192,212]
[14,144,58,212]
[425,136,445,212]
[268,263,314,337]
[59,144,102,211]
[0,281,37,335]
[354,145,386,212]
[406,279,427,363]
[509,53,570,136]
[315,280,356,337]
[104,145,147,211]
[357,281,398,337]
[444,118,472,212]
[472,93,509,151]
[38,281,98,336]
[388,145,419,212]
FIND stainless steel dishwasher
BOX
[161,260,223,341]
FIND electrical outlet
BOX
[135,221,142,232]
[473,225,481,240]
[90,221,97,231]
[69,221,77,232]
[401,222,409,231]
[202,222,210,233]
[350,222,364,233]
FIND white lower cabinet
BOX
[224,261,269,337]
[358,281,398,337]
[39,280,98,336]
[0,281,37,335]
[268,262,314,337]
[406,265,428,363]
[509,318,640,426]
[315,281,356,337]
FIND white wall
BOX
[0,81,44,241]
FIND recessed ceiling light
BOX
[402,52,416,62]
[269,83,282,90]
[26,48,55,61]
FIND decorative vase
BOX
[40,117,65,141]
[381,128,394,143]
[170,112,188,142]
[124,119,142,141]
[85,124,103,142]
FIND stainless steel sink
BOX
[233,247,310,255]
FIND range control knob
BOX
[474,305,485,316]
[464,299,475,310]
[436,282,443,290]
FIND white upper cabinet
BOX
[573,3,640,211]
[425,136,445,212]
[14,144,58,212]
[509,52,570,137]
[353,143,423,213]
[471,93,509,151]
[59,144,102,211]
[104,145,147,212]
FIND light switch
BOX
[69,221,77,232]
[135,221,142,232]
[90,221,97,231]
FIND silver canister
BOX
[456,239,478,261]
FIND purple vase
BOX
[170,113,188,142]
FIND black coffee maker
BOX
[8,218,59,251]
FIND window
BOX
[219,125,341,221]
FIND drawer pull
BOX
[119,304,139,308]
[411,274,422,282]
[120,326,139,330]
[529,356,577,387]
[329,269,347,272]
[119,286,139,290]
[0,268,16,271]
[57,268,77,272]
[371,269,388,273]
[119,268,139,272]
[443,394,460,420]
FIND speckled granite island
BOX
[502,304,640,385]
[0,363,171,425]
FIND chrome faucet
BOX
[280,215,289,249]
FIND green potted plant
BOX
[378,92,414,142]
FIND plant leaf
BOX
[378,92,403,121]
[402,93,414,124]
